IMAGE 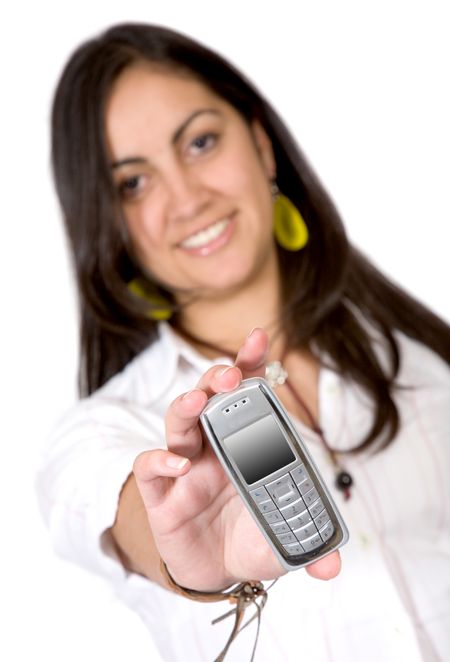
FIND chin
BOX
[167,249,267,296]
[200,266,259,296]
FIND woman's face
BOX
[105,63,277,300]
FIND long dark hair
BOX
[51,22,449,453]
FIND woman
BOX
[36,22,450,662]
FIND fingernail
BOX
[181,388,203,401]
[247,327,260,338]
[166,456,189,470]
[216,366,234,378]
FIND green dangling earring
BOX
[128,278,173,321]
[272,183,309,251]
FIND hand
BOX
[133,328,341,591]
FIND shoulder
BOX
[394,331,450,390]
[389,333,450,461]
[95,323,177,405]
[320,325,449,450]
[350,307,449,389]
[42,321,209,450]
[40,326,173,455]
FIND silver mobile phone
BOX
[200,377,349,570]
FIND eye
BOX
[117,174,146,200]
[187,132,218,155]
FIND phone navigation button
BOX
[266,475,300,506]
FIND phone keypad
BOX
[293,521,318,540]
[283,541,304,555]
[270,521,291,535]
[249,463,335,556]
[249,487,270,503]
[290,465,308,484]
[319,520,335,542]
[314,510,331,530]
[286,510,311,529]
[256,499,277,514]
[277,532,297,545]
[303,487,320,506]
[301,533,324,552]
[263,510,284,525]
[309,498,325,519]
[265,475,301,507]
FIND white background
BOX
[1,1,449,660]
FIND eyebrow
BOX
[110,108,221,170]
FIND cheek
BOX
[212,149,271,205]
[124,201,164,253]
[230,155,273,226]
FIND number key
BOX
[263,510,284,525]
[280,498,306,519]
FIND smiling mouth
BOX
[179,218,232,249]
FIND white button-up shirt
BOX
[36,323,450,661]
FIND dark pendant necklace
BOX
[270,357,354,501]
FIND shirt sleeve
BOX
[35,397,166,582]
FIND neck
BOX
[174,253,284,357]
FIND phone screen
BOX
[223,414,295,485]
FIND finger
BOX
[165,329,268,460]
[165,365,242,457]
[133,449,191,509]
[195,364,243,396]
[165,388,208,457]
[305,551,341,580]
[234,327,269,379]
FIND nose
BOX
[164,166,210,224]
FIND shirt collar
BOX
[150,322,233,397]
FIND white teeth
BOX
[180,219,230,249]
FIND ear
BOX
[251,119,276,180]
